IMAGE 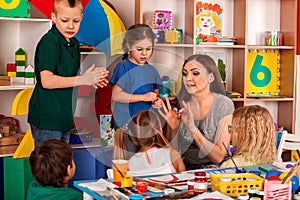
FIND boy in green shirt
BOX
[28,0,109,145]
[27,139,82,200]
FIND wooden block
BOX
[0,145,18,155]
[0,76,10,86]
[0,133,24,146]
[2,126,10,136]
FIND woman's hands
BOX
[157,98,181,131]
[180,101,197,133]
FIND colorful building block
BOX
[25,65,35,85]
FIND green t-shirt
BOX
[27,180,82,200]
[28,24,80,132]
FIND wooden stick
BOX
[282,159,300,184]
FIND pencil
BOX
[258,166,269,173]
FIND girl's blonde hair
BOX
[114,110,169,159]
[232,105,276,164]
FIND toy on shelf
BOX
[0,115,24,155]
[0,0,30,18]
[7,63,16,77]
[247,49,280,97]
[25,65,35,85]
[14,48,26,83]
[153,10,172,29]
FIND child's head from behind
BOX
[122,24,155,65]
[128,110,168,149]
[231,105,276,164]
[29,139,75,187]
[51,0,83,41]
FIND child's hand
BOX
[78,65,109,88]
[95,67,109,88]
[143,92,158,102]
[152,97,163,109]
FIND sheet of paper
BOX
[146,173,194,183]
[78,178,117,191]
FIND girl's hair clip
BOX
[121,124,128,131]
[152,124,159,135]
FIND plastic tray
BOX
[210,173,264,197]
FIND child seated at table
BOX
[114,110,186,173]
[27,139,82,200]
[221,105,276,168]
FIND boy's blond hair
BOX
[53,0,82,14]
[231,105,276,164]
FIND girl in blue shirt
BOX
[110,24,162,157]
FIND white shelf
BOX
[0,17,51,22]
[0,83,34,91]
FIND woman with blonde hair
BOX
[114,110,185,173]
[221,105,276,168]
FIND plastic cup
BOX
[112,159,128,183]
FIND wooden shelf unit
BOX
[132,0,297,133]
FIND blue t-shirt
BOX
[110,59,161,127]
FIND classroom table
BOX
[73,163,281,200]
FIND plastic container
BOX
[69,131,93,144]
[238,194,249,200]
[210,173,264,197]
[187,180,194,190]
[160,76,169,98]
[263,180,291,200]
[248,187,258,198]
[136,181,148,193]
[194,171,208,195]
[264,31,283,46]
[169,79,176,97]
[129,194,144,200]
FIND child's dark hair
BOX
[29,139,73,187]
[122,24,155,60]
[114,110,169,159]
[53,0,82,14]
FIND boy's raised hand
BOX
[95,67,109,88]
[77,64,109,88]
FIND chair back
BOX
[277,130,300,162]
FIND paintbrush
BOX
[133,177,181,191]
[99,147,125,178]
[282,159,300,184]
[222,141,239,171]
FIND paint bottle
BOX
[187,180,194,190]
[169,79,176,97]
[238,194,249,200]
[194,172,207,195]
[160,76,169,98]
[248,188,258,198]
